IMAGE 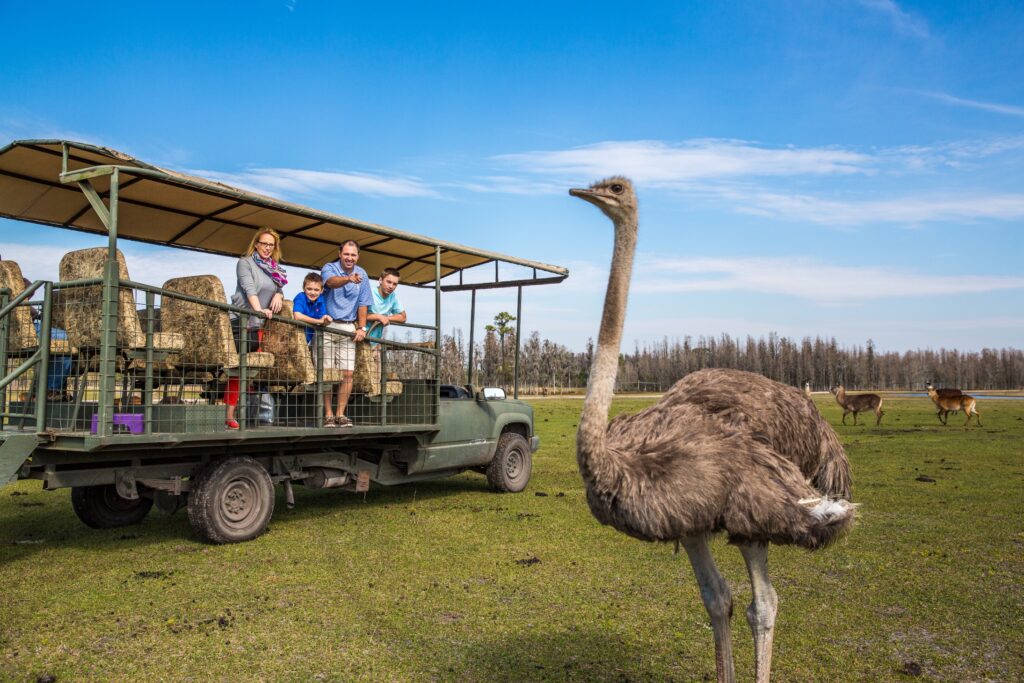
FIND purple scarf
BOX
[253,254,288,288]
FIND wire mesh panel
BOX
[0,271,79,430]
[2,274,441,436]
[345,338,438,427]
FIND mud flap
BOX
[0,434,41,485]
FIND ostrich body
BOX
[570,177,856,683]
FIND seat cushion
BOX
[58,247,147,349]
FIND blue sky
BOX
[1,0,1022,352]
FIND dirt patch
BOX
[134,570,174,580]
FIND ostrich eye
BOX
[610,183,624,194]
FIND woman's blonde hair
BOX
[244,228,283,262]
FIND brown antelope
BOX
[927,383,982,427]
[831,384,884,425]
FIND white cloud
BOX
[484,136,1024,227]
[495,136,1024,189]
[191,167,439,199]
[730,189,1024,226]
[495,139,872,184]
[450,176,566,196]
[638,257,1024,302]
[858,0,929,38]
[916,91,1024,118]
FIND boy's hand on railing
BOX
[319,315,332,325]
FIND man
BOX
[320,240,372,427]
[366,267,406,344]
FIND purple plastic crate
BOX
[90,412,144,435]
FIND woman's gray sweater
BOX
[230,255,283,329]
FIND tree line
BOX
[391,315,1024,392]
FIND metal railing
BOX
[1,279,439,437]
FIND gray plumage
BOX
[570,176,855,683]
[590,368,851,549]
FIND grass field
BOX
[1,394,1022,682]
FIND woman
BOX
[224,228,287,429]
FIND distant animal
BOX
[926,382,962,399]
[927,383,981,427]
[831,384,884,426]
[804,381,812,398]
[929,382,958,413]
[570,176,856,683]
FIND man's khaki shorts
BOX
[323,321,356,372]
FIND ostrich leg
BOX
[739,542,779,683]
[682,536,736,683]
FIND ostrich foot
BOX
[740,542,778,683]
[683,536,736,683]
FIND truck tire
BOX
[486,432,532,493]
[71,484,153,529]
[187,457,274,544]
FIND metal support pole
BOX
[380,343,388,427]
[315,328,323,427]
[514,285,522,399]
[434,246,441,423]
[239,312,249,429]
[96,170,120,437]
[467,289,476,385]
[33,281,54,430]
[0,288,9,420]
[143,290,155,434]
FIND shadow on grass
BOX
[447,626,712,682]
[0,471,509,564]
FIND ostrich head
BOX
[569,176,637,225]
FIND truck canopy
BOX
[0,139,568,288]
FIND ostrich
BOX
[569,177,856,683]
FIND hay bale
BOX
[0,261,37,351]
[260,300,315,384]
[353,342,402,397]
[59,247,146,349]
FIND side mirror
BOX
[479,387,506,401]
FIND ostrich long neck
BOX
[577,212,638,476]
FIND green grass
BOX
[2,395,1022,681]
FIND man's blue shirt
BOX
[293,291,326,344]
[321,261,372,320]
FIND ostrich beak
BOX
[570,187,604,208]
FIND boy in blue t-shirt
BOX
[292,272,332,344]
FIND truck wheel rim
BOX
[220,476,262,528]
[505,448,523,479]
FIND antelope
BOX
[926,381,963,415]
[927,383,981,427]
[831,384,884,426]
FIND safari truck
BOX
[0,140,567,543]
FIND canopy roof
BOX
[0,139,567,287]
